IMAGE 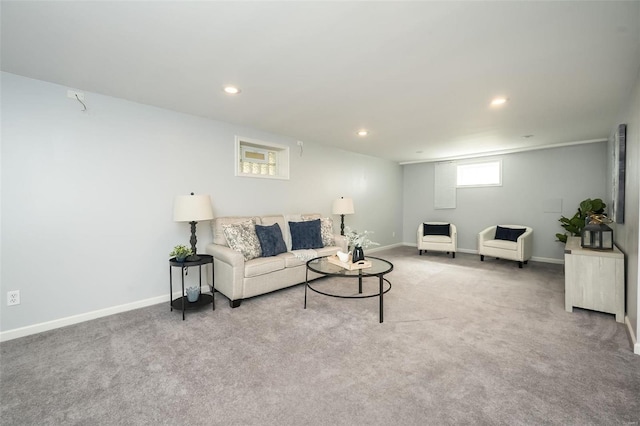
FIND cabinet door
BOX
[565,254,619,313]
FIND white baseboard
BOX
[367,243,404,253]
[625,316,640,355]
[403,243,564,264]
[0,289,197,343]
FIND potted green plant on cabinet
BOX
[556,198,606,243]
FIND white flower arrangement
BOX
[344,226,379,249]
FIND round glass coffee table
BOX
[304,256,393,323]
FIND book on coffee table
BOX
[327,255,372,270]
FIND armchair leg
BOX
[518,261,523,268]
[230,299,242,308]
[524,260,528,264]
[419,250,423,255]
[452,252,455,259]
[480,255,484,261]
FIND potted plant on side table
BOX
[170,244,192,262]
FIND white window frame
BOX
[456,159,502,188]
[235,136,290,180]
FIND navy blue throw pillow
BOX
[255,223,287,257]
[289,219,323,250]
[495,226,511,241]
[495,226,526,242]
[508,228,526,242]
[423,223,450,236]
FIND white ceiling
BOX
[2,1,640,163]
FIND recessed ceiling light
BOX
[490,97,507,106]
[224,86,241,95]
[357,129,368,136]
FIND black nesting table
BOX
[169,254,214,320]
[304,255,393,323]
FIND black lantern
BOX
[581,223,614,250]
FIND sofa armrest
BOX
[205,243,245,302]
[517,228,534,260]
[478,226,496,246]
[206,243,244,267]
[333,234,348,252]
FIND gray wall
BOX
[0,72,403,333]
[608,67,640,351]
[402,143,608,261]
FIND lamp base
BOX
[188,221,200,261]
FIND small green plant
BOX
[170,244,192,260]
[556,198,606,243]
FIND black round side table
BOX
[169,254,214,320]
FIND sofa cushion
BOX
[423,223,450,236]
[283,214,303,250]
[255,223,287,257]
[244,256,285,278]
[289,219,323,250]
[278,252,305,268]
[222,220,262,261]
[495,226,526,242]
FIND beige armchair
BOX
[478,225,533,268]
[417,222,457,258]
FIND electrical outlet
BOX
[7,290,20,306]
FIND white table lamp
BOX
[173,192,214,261]
[332,197,354,236]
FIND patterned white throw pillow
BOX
[319,217,335,247]
[222,220,262,261]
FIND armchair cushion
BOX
[423,223,451,236]
[495,226,526,242]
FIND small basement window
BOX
[456,160,502,187]
[235,137,290,180]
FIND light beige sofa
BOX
[206,214,347,307]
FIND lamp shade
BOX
[332,197,354,215]
[173,193,214,222]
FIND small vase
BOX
[352,246,365,263]
[186,287,200,302]
[175,255,187,262]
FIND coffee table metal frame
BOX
[304,255,393,323]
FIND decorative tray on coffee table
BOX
[327,255,372,270]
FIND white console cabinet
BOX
[564,237,624,323]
